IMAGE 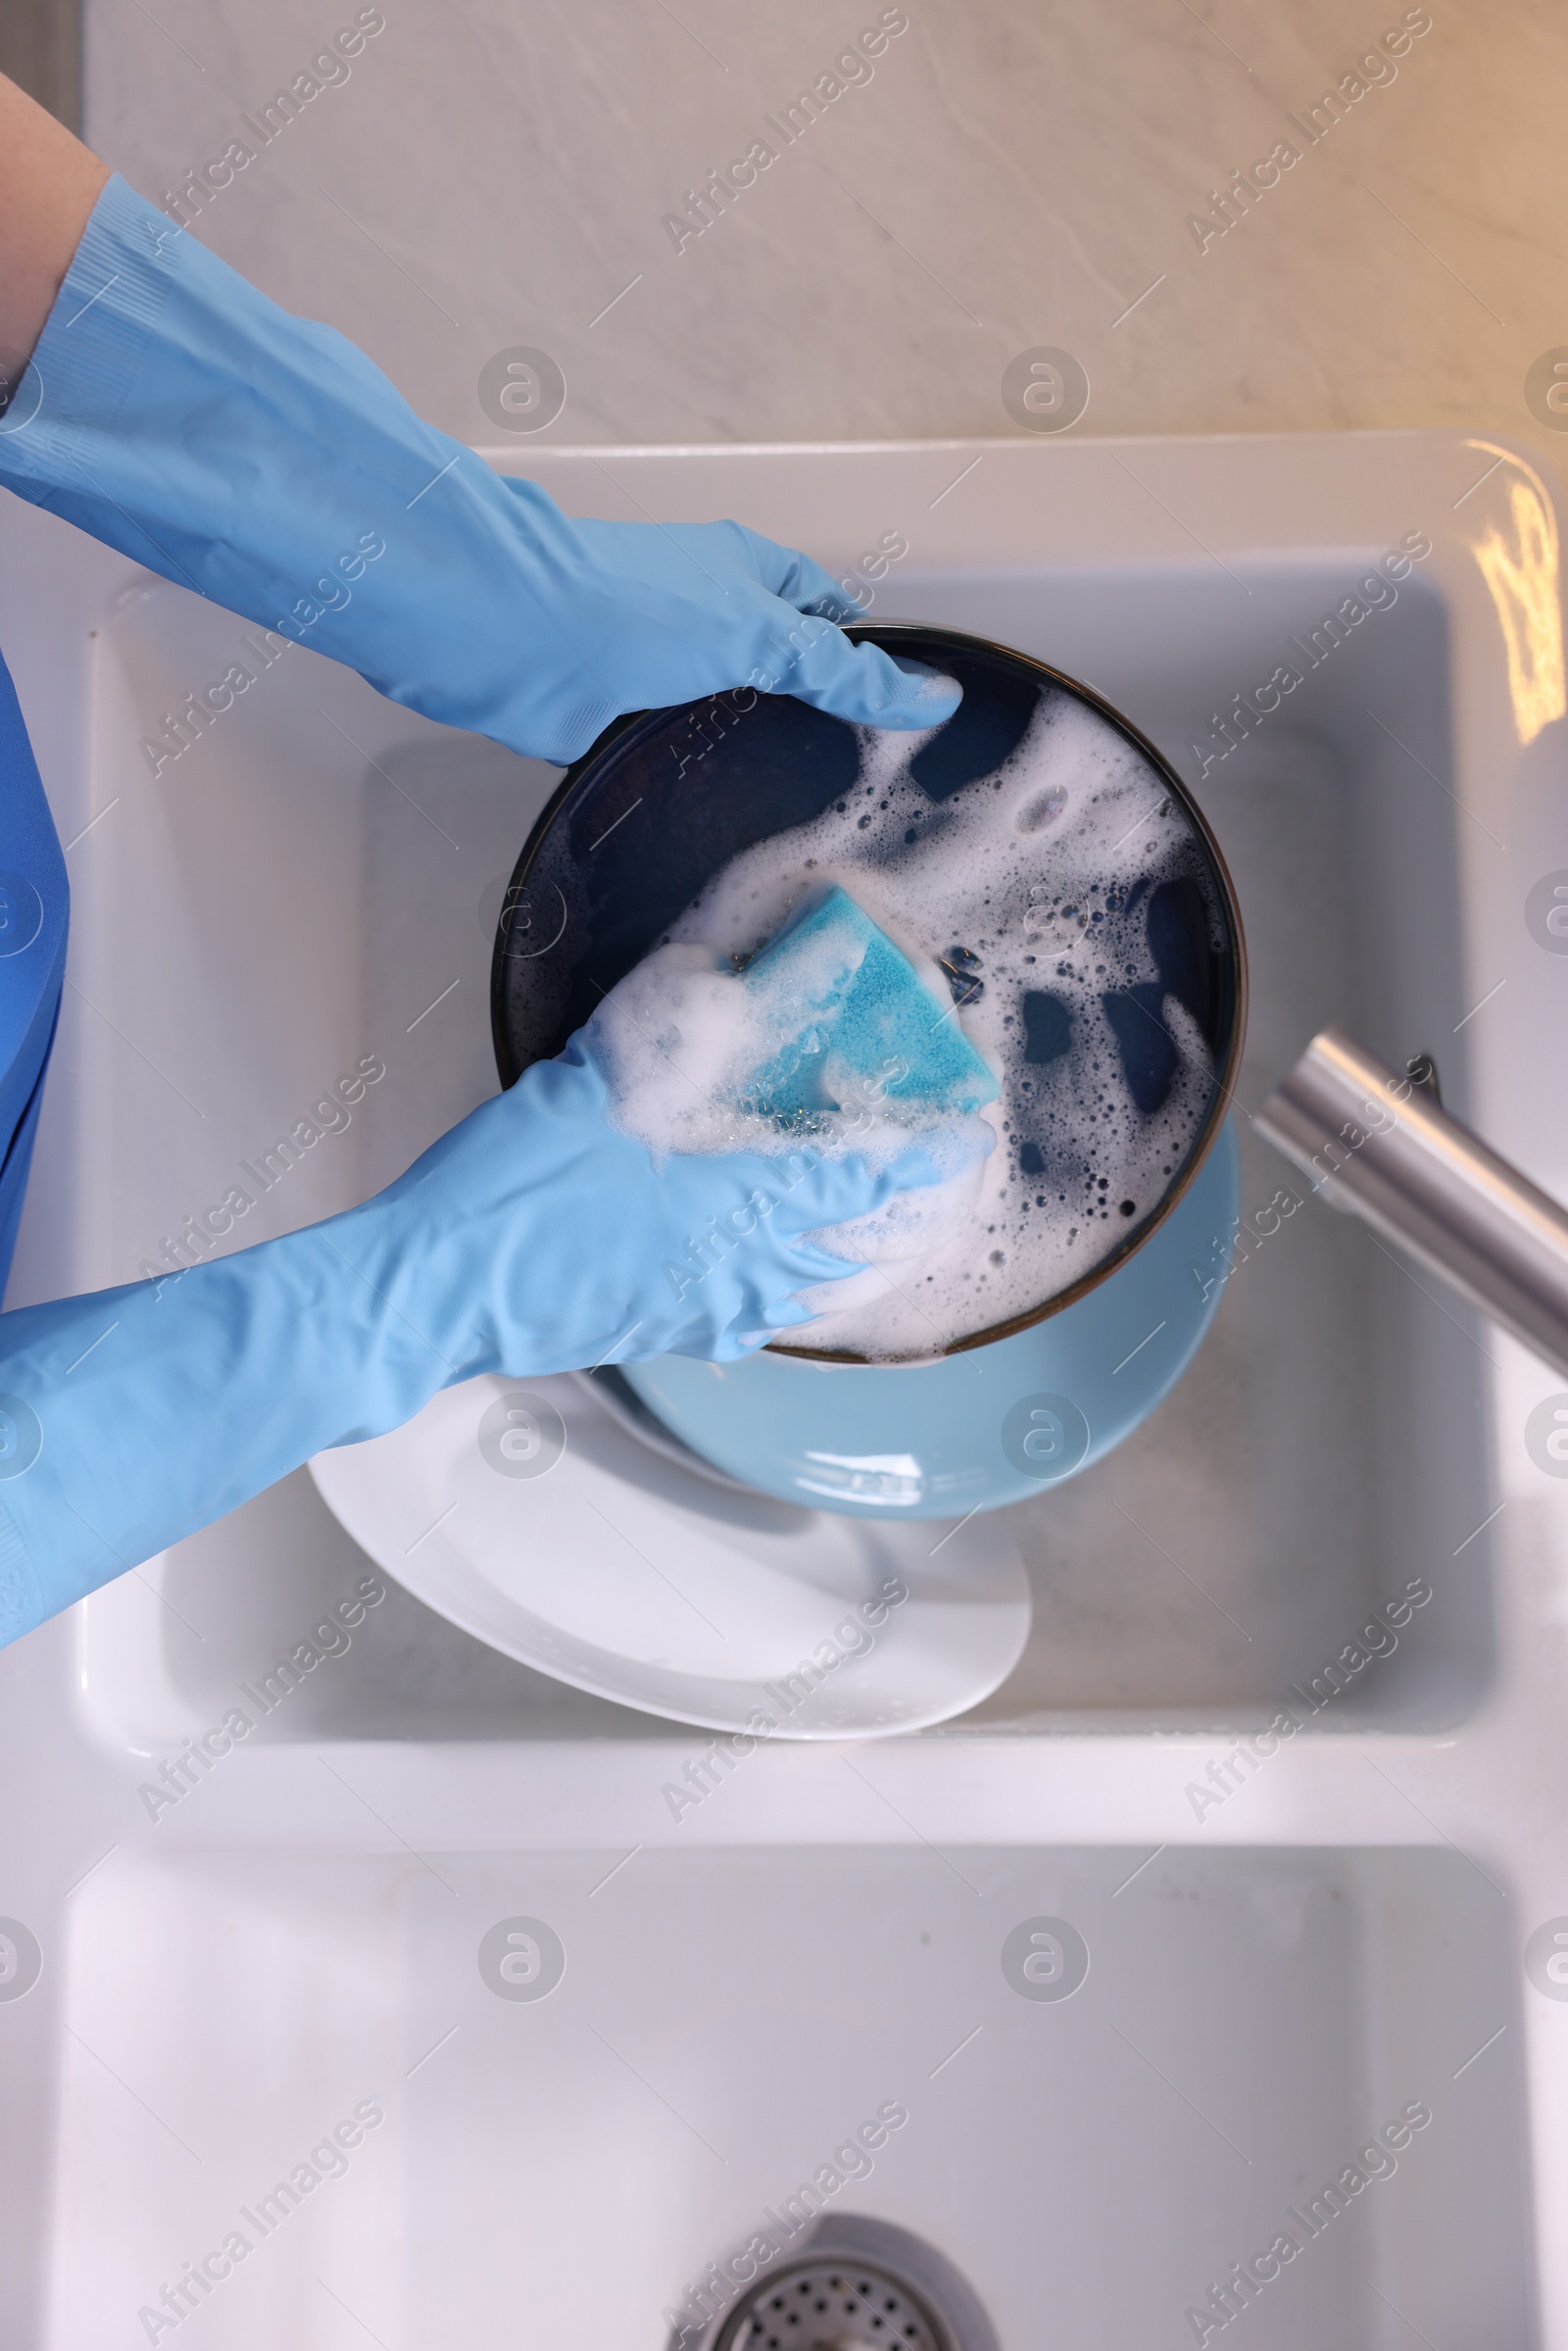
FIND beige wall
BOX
[84,0,1568,482]
[3,0,80,130]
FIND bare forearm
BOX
[0,73,108,403]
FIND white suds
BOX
[595,685,1221,1359]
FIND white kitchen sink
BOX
[41,1842,1529,2348]
[2,428,1565,2346]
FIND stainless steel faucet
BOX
[1257,1025,1568,1379]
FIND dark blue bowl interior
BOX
[491,624,1245,1160]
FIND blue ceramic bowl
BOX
[492,623,1247,1513]
[619,1121,1239,1517]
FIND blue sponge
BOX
[736,883,999,1129]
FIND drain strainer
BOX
[678,2216,997,2351]
[711,2256,953,2351]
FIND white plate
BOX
[309,1372,1030,1737]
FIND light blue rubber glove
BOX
[0,1026,936,1643]
[0,174,959,761]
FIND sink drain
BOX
[688,2218,995,2351]
[711,2256,948,2350]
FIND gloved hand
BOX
[0,1025,939,1643]
[0,174,959,762]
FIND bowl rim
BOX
[491,618,1250,1364]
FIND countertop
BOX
[81,0,1568,482]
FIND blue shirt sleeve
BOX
[0,648,68,1298]
[0,647,67,1641]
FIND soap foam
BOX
[596,684,1223,1359]
[588,924,997,1300]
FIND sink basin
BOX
[50,455,1496,1739]
[3,427,1565,2346]
[41,1841,1529,2348]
